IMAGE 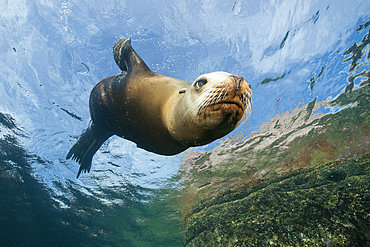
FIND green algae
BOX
[257,73,288,87]
[309,66,326,93]
[304,97,317,121]
[343,28,370,73]
[184,153,370,246]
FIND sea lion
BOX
[67,38,252,178]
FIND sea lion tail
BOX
[66,123,112,178]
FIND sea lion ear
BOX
[113,38,151,73]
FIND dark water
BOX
[1,1,370,246]
[0,115,183,246]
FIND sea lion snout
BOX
[229,75,251,99]
[231,75,243,95]
[185,72,252,128]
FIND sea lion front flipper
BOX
[66,123,112,178]
[113,38,151,73]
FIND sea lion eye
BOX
[194,79,207,89]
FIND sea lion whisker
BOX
[210,87,225,105]
[198,97,214,116]
[216,89,225,102]
[242,93,247,108]
[198,89,219,112]
[209,90,222,104]
[182,93,210,120]
[193,91,216,120]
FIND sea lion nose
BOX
[231,75,244,95]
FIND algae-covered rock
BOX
[184,154,370,246]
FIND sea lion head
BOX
[172,72,252,146]
[187,71,252,127]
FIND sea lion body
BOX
[90,67,190,155]
[67,38,252,178]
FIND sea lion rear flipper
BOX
[66,123,112,178]
[113,38,151,73]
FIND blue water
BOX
[1,0,370,246]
